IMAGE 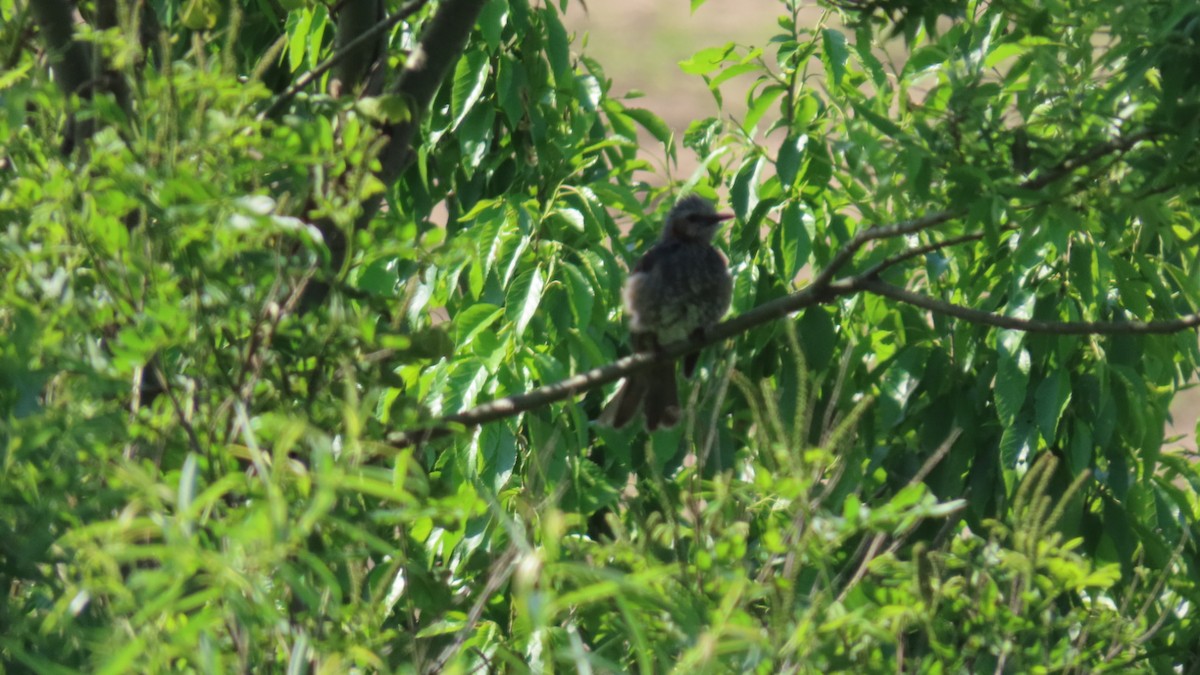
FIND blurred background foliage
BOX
[3,0,1200,671]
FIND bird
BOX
[599,195,734,430]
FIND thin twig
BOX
[151,356,205,456]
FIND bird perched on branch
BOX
[599,195,734,430]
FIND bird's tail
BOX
[598,362,680,430]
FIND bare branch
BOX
[808,209,961,292]
[849,276,1200,334]
[1019,129,1155,192]
[863,230,990,278]
[333,0,385,95]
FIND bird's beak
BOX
[712,213,734,223]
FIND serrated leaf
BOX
[731,155,764,221]
[506,267,545,336]
[778,201,812,281]
[455,304,504,348]
[451,50,489,130]
[777,133,808,188]
[995,331,1030,426]
[0,61,31,91]
[442,360,490,415]
[821,28,849,87]
[1034,370,1071,442]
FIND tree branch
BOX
[806,128,1156,293]
[32,0,135,153]
[260,0,430,120]
[863,230,990,278]
[375,0,488,184]
[388,130,1170,447]
[300,0,486,309]
[333,0,385,95]
[389,283,851,447]
[848,276,1200,334]
[31,0,93,100]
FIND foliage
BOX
[3,0,1200,671]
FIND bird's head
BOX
[662,195,733,242]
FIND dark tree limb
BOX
[94,0,162,65]
[299,0,486,307]
[31,0,98,151]
[375,0,488,186]
[31,0,135,154]
[261,0,431,119]
[30,0,93,101]
[333,0,385,95]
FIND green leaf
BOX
[851,101,904,137]
[905,46,947,76]
[778,201,812,281]
[543,7,572,89]
[455,304,505,348]
[776,133,808,188]
[709,62,760,92]
[355,95,411,124]
[506,267,545,336]
[479,0,509,51]
[731,155,764,221]
[999,416,1036,470]
[797,308,836,367]
[561,262,594,324]
[744,84,785,132]
[1034,370,1071,443]
[451,49,490,130]
[679,44,735,75]
[995,330,1030,427]
[286,8,313,72]
[878,349,924,429]
[821,29,849,87]
[623,107,673,150]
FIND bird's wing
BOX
[630,240,676,274]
